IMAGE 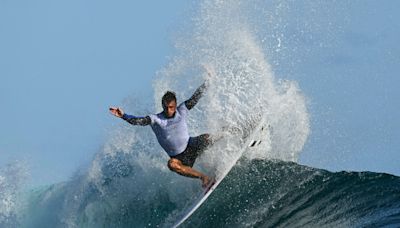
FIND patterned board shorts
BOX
[171,134,211,167]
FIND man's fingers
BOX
[109,107,118,115]
[109,106,123,117]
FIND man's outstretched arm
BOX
[122,114,151,126]
[184,81,208,110]
[109,107,151,126]
[184,65,214,110]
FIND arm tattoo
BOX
[122,114,151,126]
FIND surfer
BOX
[109,66,215,188]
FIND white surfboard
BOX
[172,115,268,227]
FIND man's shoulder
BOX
[178,102,189,112]
[149,112,163,123]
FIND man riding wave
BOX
[109,66,216,188]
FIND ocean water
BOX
[2,158,400,227]
[1,0,399,227]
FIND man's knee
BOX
[168,158,182,172]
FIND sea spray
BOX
[0,161,28,227]
[154,0,309,175]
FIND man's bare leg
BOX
[168,158,213,188]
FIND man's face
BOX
[164,100,177,118]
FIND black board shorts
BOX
[171,134,211,167]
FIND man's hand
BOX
[109,107,124,118]
[202,64,215,80]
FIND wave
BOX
[16,157,400,228]
[182,159,400,228]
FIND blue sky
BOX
[282,1,400,174]
[0,0,191,185]
[1,1,399,187]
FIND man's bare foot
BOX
[200,175,215,188]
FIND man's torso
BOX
[149,103,190,156]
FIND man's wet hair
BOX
[162,91,177,108]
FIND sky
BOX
[279,1,400,174]
[0,0,191,186]
[1,0,399,187]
